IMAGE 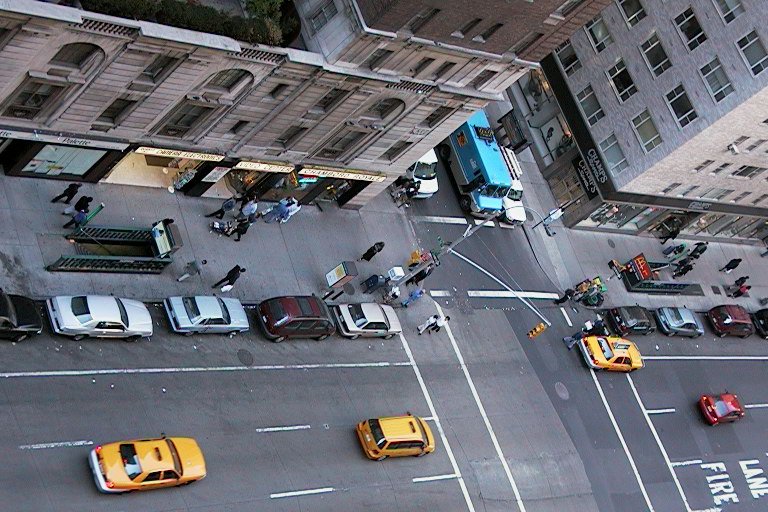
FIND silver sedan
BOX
[331,302,402,339]
[654,307,704,338]
[46,295,153,341]
[164,296,249,335]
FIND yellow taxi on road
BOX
[356,414,435,460]
[577,335,644,372]
[88,436,206,493]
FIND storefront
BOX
[0,127,128,182]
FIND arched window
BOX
[49,43,103,73]
[365,98,405,121]
[206,69,252,91]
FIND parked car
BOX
[577,336,644,372]
[607,306,655,336]
[164,296,248,336]
[356,414,435,461]
[654,307,704,338]
[406,149,439,199]
[88,436,206,493]
[46,295,152,341]
[0,289,43,342]
[331,303,402,339]
[706,305,754,338]
[257,295,335,342]
[698,393,745,425]
[751,309,768,339]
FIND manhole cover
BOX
[555,381,569,400]
[607,239,616,249]
[237,348,254,366]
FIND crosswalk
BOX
[413,215,519,230]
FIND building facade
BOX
[0,0,605,209]
[506,0,768,243]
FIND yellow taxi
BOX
[577,335,644,372]
[88,436,206,493]
[356,414,435,460]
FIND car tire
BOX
[72,334,86,341]
[693,334,702,339]
[126,335,142,342]
[459,196,472,213]
[375,455,387,461]
[272,336,285,343]
[384,334,395,340]
[740,335,750,339]
[666,331,675,337]
[350,334,360,340]
[228,330,240,336]
[437,144,450,160]
[718,332,726,338]
[414,451,427,457]
[315,334,330,341]
[13,334,28,343]
[183,331,194,337]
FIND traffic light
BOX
[527,322,547,339]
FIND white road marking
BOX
[468,290,559,300]
[414,215,468,225]
[645,355,768,361]
[646,408,676,415]
[429,290,452,297]
[671,460,704,468]
[270,487,335,499]
[473,218,496,227]
[498,222,517,230]
[560,307,573,327]
[589,369,654,511]
[398,332,476,512]
[0,361,412,379]
[435,302,527,512]
[422,416,435,421]
[744,403,768,409]
[254,424,311,433]
[627,374,692,512]
[19,440,93,450]
[413,473,459,483]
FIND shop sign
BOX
[573,156,598,199]
[232,161,293,173]
[687,201,712,212]
[201,166,230,183]
[135,147,224,161]
[585,148,608,184]
[0,129,129,150]
[300,165,386,183]
[629,253,652,281]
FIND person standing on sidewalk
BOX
[282,197,301,223]
[238,198,258,221]
[51,183,81,204]
[672,263,693,279]
[263,199,290,223]
[663,243,687,259]
[206,197,237,219]
[212,265,246,290]
[359,242,385,262]
[734,276,749,288]
[689,241,708,259]
[731,284,751,298]
[553,288,575,305]
[417,314,439,335]
[427,315,450,333]
[177,259,207,282]
[231,219,250,242]
[719,258,742,273]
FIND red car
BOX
[698,393,745,425]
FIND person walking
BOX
[731,284,751,298]
[63,210,88,229]
[282,197,301,223]
[553,288,575,305]
[562,330,585,350]
[177,259,207,282]
[359,242,385,262]
[674,256,694,271]
[427,315,450,333]
[212,265,246,290]
[672,263,693,279]
[719,258,742,273]
[71,195,93,214]
[238,198,258,221]
[689,241,709,259]
[397,182,421,208]
[663,243,687,259]
[401,287,425,307]
[231,219,250,242]
[205,197,237,219]
[51,183,81,204]
[734,276,749,288]
[263,199,290,224]
[417,315,439,335]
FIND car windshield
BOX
[413,161,436,180]
[182,297,200,319]
[71,296,89,316]
[368,419,386,448]
[119,444,142,480]
[667,308,684,326]
[269,300,289,326]
[216,298,231,324]
[482,184,510,198]
[165,439,183,476]
[506,188,523,201]
[348,304,367,328]
[713,399,732,417]
[115,298,129,327]
[619,308,638,326]
[596,337,614,360]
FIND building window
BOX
[632,110,662,152]
[470,70,497,89]
[434,62,456,79]
[510,32,544,55]
[692,160,715,173]
[365,98,405,121]
[617,0,646,27]
[318,129,367,159]
[710,162,731,175]
[732,165,766,179]
[2,81,66,120]
[714,0,745,24]
[207,69,249,91]
[731,191,751,203]
[474,23,503,43]
[661,182,682,194]
[364,48,394,70]
[747,139,767,151]
[678,185,699,197]
[230,120,249,134]
[640,34,671,77]
[700,58,733,102]
[577,85,604,126]
[49,43,101,72]
[585,16,613,53]
[310,0,338,32]
[665,85,697,127]
[737,31,768,76]
[752,193,768,205]
[405,8,440,33]
[268,83,289,99]
[423,106,453,128]
[556,40,581,76]
[95,98,136,125]
[599,134,629,175]
[275,126,307,148]
[413,57,435,76]
[452,18,482,38]
[308,88,346,116]
[157,102,215,137]
[382,140,413,161]
[607,60,637,102]
[141,55,179,83]
[675,7,707,51]
[699,188,732,200]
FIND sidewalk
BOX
[0,174,419,303]
[516,149,767,312]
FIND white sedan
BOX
[331,303,402,339]
[46,295,153,341]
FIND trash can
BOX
[363,274,386,294]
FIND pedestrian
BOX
[282,197,301,222]
[406,264,435,287]
[417,315,439,335]
[238,198,258,220]
[390,177,413,202]
[177,259,207,282]
[212,265,246,290]
[50,183,81,204]
[659,225,681,244]
[562,330,585,350]
[663,243,687,259]
[734,276,749,288]
[360,242,385,262]
[205,197,237,219]
[230,219,250,242]
[689,241,709,259]
[239,192,255,209]
[401,287,425,307]
[674,256,693,270]
[397,181,421,208]
[731,284,751,298]
[63,210,87,229]
[263,200,290,224]
[427,315,450,333]
[719,258,742,273]
[73,195,93,213]
[672,263,693,279]
[553,288,575,305]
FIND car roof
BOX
[87,296,121,321]
[379,416,426,442]
[661,307,696,322]
[606,336,638,354]
[713,304,751,322]
[134,439,176,473]
[617,306,650,319]
[715,393,743,411]
[193,296,224,319]
[269,296,327,319]
[360,303,387,323]
[754,309,768,320]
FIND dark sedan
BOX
[0,289,43,342]
[654,307,704,338]
[607,306,655,336]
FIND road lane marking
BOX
[0,361,412,379]
[671,460,704,468]
[473,218,496,227]
[647,408,676,415]
[645,355,768,361]
[254,425,311,433]
[467,290,560,300]
[398,332,476,512]
[414,215,468,225]
[627,374,692,512]
[19,440,93,450]
[270,487,334,499]
[413,473,459,483]
[430,290,452,297]
[590,370,654,511]
[744,403,768,409]
[560,307,573,326]
[435,302,526,512]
